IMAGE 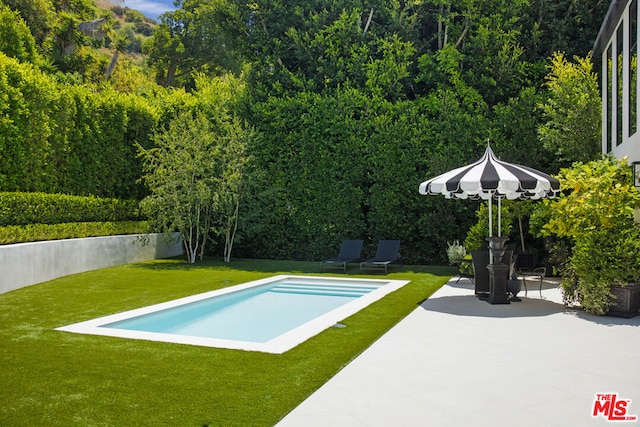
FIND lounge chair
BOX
[360,240,401,274]
[320,240,363,273]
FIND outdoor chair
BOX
[320,239,363,273]
[502,250,514,277]
[359,240,401,274]
[520,267,546,298]
[516,253,547,297]
[471,251,490,297]
[516,253,537,272]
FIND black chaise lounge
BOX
[320,239,363,272]
[359,240,401,274]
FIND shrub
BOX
[0,221,150,244]
[446,240,466,265]
[538,156,640,314]
[0,192,142,226]
[464,202,513,251]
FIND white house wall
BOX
[600,0,640,163]
[610,128,640,159]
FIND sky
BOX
[123,0,177,21]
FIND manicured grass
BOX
[0,258,453,426]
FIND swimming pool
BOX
[57,275,410,353]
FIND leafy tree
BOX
[145,0,243,87]
[538,52,601,166]
[521,0,611,61]
[0,6,39,64]
[54,0,95,18]
[139,112,221,263]
[542,157,639,240]
[215,116,251,262]
[490,87,556,173]
[43,10,91,74]
[1,0,55,44]
[139,84,251,263]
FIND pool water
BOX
[57,275,410,353]
[105,280,380,343]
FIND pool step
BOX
[270,283,377,297]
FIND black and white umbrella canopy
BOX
[419,146,560,200]
[418,146,560,236]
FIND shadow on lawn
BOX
[129,256,456,277]
[128,256,329,274]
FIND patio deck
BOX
[277,277,640,426]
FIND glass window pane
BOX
[618,23,624,146]
[607,44,613,152]
[630,0,638,137]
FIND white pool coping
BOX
[56,275,410,354]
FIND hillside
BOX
[96,0,175,21]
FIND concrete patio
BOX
[277,277,640,426]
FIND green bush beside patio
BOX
[0,258,451,426]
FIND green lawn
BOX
[0,257,452,426]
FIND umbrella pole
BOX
[498,197,501,237]
[488,197,493,263]
[488,197,493,237]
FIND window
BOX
[617,23,624,146]
[607,43,613,153]
[630,0,638,137]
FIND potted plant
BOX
[537,156,640,317]
[565,227,640,316]
[446,240,473,277]
[446,240,467,265]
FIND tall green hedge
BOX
[0,53,159,199]
[239,87,482,264]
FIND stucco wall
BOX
[0,233,183,294]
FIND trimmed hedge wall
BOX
[0,221,150,245]
[0,192,142,226]
[0,54,160,199]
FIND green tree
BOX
[145,0,243,87]
[193,72,252,262]
[215,116,251,262]
[139,92,251,263]
[521,0,610,61]
[458,0,530,107]
[0,6,39,64]
[491,87,556,173]
[139,112,220,263]
[538,52,601,166]
[1,0,55,44]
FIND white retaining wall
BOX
[0,233,183,294]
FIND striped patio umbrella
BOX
[418,146,560,236]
